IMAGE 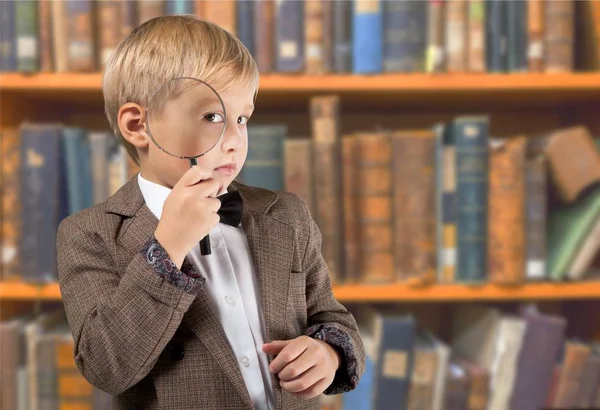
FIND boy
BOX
[56,15,365,410]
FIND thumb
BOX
[262,340,291,355]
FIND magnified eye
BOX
[204,113,224,123]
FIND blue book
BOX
[242,125,286,191]
[353,0,382,73]
[0,0,16,71]
[454,116,490,283]
[165,0,193,15]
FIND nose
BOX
[220,119,243,153]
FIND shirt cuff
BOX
[305,323,360,395]
[141,235,205,294]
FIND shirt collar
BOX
[137,172,227,220]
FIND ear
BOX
[117,102,149,149]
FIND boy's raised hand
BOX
[154,165,221,269]
[262,336,341,399]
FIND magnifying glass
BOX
[145,77,227,256]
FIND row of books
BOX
[1,0,599,74]
[321,303,600,410]
[304,95,600,286]
[1,116,600,285]
[2,303,599,410]
[1,309,111,410]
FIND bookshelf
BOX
[2,72,600,106]
[2,281,600,302]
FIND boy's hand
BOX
[262,336,341,399]
[154,166,221,268]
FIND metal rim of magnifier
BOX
[144,76,228,160]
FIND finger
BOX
[295,377,331,400]
[280,365,325,394]
[206,197,221,213]
[278,349,316,382]
[192,177,220,198]
[177,165,212,188]
[262,340,291,356]
[268,340,309,374]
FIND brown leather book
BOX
[527,0,545,71]
[254,0,274,73]
[467,0,485,72]
[284,138,314,216]
[553,341,591,408]
[38,0,53,71]
[66,0,96,71]
[97,0,123,69]
[544,0,574,72]
[488,136,527,285]
[355,132,394,284]
[204,0,236,35]
[445,0,468,72]
[392,130,437,285]
[305,0,325,74]
[341,135,360,283]
[311,96,343,284]
[544,126,600,203]
[0,128,21,281]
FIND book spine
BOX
[485,0,507,72]
[15,0,38,72]
[356,132,394,284]
[383,0,427,73]
[341,135,360,283]
[0,0,16,71]
[236,0,255,58]
[426,0,445,73]
[527,0,545,72]
[445,0,467,72]
[455,117,489,283]
[311,96,342,284]
[275,0,304,72]
[66,0,96,71]
[1,129,21,281]
[545,0,574,72]
[392,131,437,284]
[507,0,528,72]
[305,0,324,74]
[243,125,286,191]
[488,137,527,285]
[467,0,485,73]
[254,0,274,73]
[441,125,457,283]
[332,0,352,73]
[353,0,382,73]
[525,155,547,280]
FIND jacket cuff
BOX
[305,323,359,395]
[141,236,205,294]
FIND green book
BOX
[547,184,600,280]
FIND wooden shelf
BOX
[2,72,600,108]
[2,281,600,302]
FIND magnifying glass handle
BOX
[189,158,211,256]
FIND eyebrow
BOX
[245,104,254,111]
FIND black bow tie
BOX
[217,190,243,227]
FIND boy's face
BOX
[138,79,256,192]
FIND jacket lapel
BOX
[232,182,295,410]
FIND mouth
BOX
[214,162,237,176]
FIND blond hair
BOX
[103,15,259,164]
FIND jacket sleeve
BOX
[298,199,366,395]
[56,216,203,395]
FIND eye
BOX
[204,113,224,123]
[238,116,250,125]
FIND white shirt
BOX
[137,173,275,410]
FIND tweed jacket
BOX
[56,175,365,410]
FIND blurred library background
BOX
[1,0,600,409]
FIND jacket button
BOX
[170,342,184,361]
